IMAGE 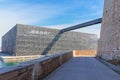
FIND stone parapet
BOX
[0,52,73,80]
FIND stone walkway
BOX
[44,57,120,80]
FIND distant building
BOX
[2,24,98,56]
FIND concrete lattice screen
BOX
[2,24,98,56]
[42,31,62,55]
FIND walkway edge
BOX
[95,57,120,74]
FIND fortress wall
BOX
[97,0,120,63]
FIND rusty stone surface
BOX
[97,0,120,63]
[0,70,18,80]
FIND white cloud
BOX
[44,23,101,38]
[73,24,101,38]
[0,1,102,50]
[0,3,72,47]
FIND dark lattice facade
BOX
[2,24,98,56]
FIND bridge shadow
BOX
[41,31,63,55]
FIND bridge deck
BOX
[44,57,120,80]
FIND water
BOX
[0,60,5,68]
[0,53,18,68]
[0,60,19,68]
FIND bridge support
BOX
[97,0,120,63]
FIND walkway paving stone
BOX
[44,57,120,80]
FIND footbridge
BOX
[1,0,120,80]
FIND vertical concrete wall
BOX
[97,0,120,62]
[2,25,17,55]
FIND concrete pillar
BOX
[97,0,120,61]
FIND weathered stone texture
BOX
[97,0,120,62]
[0,52,73,80]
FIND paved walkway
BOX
[44,57,120,80]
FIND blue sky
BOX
[0,0,104,48]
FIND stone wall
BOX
[97,0,120,63]
[0,52,73,80]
